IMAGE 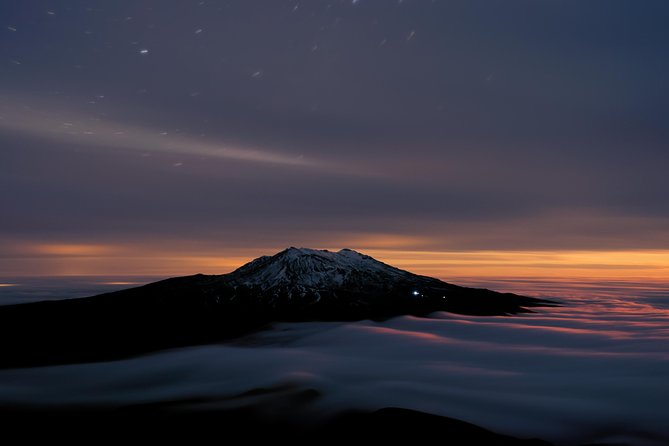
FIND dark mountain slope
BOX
[0,248,554,368]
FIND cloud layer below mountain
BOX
[2,291,668,445]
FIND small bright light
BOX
[139,49,149,54]
[412,291,420,296]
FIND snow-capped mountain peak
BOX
[227,247,411,291]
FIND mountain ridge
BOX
[214,247,421,299]
[0,247,555,368]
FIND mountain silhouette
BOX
[0,248,554,368]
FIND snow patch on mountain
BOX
[227,247,411,291]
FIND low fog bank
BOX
[0,276,160,305]
[1,294,668,445]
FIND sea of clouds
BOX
[1,281,668,445]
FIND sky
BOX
[1,0,669,279]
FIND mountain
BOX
[225,247,411,290]
[193,247,548,317]
[0,248,553,368]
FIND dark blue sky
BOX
[1,1,669,274]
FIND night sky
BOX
[2,1,669,276]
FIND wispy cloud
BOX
[0,96,319,168]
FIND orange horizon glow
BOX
[95,281,143,286]
[366,249,669,281]
[1,244,669,285]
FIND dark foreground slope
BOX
[0,405,552,446]
[0,248,554,368]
